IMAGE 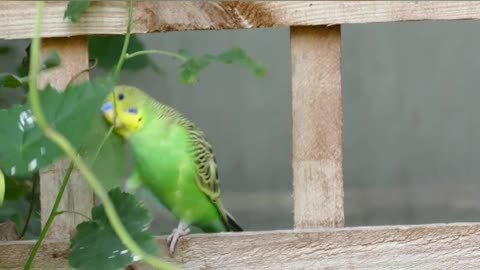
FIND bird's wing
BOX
[188,129,221,202]
[188,129,243,231]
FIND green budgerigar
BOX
[101,85,242,254]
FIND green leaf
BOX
[0,178,40,239]
[64,0,92,22]
[216,47,267,78]
[89,35,160,72]
[0,50,59,91]
[4,176,30,201]
[0,73,26,89]
[0,78,113,177]
[178,54,214,84]
[69,188,159,270]
[42,50,61,70]
[80,116,128,190]
[178,47,266,84]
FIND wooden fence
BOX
[1,1,480,269]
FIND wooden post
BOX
[39,36,94,239]
[291,26,344,229]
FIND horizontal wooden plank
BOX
[2,223,480,269]
[3,1,480,39]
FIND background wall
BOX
[3,20,480,234]
[343,21,480,225]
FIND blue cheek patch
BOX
[127,108,138,115]
[101,101,114,113]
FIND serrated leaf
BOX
[216,47,267,78]
[69,188,159,270]
[0,73,25,89]
[179,56,213,84]
[42,50,61,70]
[178,47,266,84]
[80,116,128,190]
[89,35,160,72]
[0,78,113,177]
[64,0,92,22]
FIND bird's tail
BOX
[226,211,243,232]
[216,199,243,232]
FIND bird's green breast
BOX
[127,108,226,232]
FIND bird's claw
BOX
[167,224,190,255]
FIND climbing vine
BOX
[0,1,265,269]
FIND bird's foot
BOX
[167,222,190,256]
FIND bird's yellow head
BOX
[101,85,146,139]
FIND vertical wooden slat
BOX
[39,36,94,239]
[291,26,344,229]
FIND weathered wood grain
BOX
[0,221,19,241]
[291,26,344,229]
[2,1,480,39]
[2,223,480,269]
[39,37,94,240]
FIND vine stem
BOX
[110,0,136,134]
[91,125,115,164]
[56,210,92,221]
[24,161,74,270]
[26,1,179,270]
[113,0,134,81]
[19,172,39,239]
[126,50,187,62]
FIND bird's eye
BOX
[118,93,125,100]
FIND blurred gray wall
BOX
[3,20,480,234]
[343,21,480,225]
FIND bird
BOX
[101,85,242,255]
